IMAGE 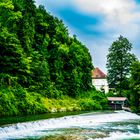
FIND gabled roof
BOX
[107,97,127,101]
[92,67,107,79]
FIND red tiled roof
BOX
[107,97,127,101]
[92,67,107,79]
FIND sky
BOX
[35,0,140,73]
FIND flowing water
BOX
[0,110,140,140]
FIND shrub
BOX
[0,86,47,116]
[0,88,19,116]
[78,99,102,110]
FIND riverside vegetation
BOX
[0,0,108,116]
[106,36,140,113]
[1,0,140,117]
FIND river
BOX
[0,110,140,140]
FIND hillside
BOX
[0,0,108,116]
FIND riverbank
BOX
[43,96,108,113]
[0,86,108,117]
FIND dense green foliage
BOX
[0,0,108,116]
[0,0,93,97]
[129,61,140,113]
[106,36,136,94]
[0,86,108,116]
[106,36,140,113]
[0,86,47,116]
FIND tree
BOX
[14,0,36,54]
[0,0,93,98]
[129,61,140,112]
[0,0,31,80]
[0,0,22,32]
[0,0,98,117]
[0,28,31,76]
[106,36,136,94]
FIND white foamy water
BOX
[0,110,140,140]
[94,131,140,140]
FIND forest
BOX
[0,0,108,116]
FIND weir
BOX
[0,111,140,140]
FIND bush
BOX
[0,88,19,116]
[78,99,102,110]
[0,73,18,87]
[0,86,48,116]
[0,86,109,116]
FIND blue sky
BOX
[35,0,140,73]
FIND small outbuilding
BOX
[107,97,128,110]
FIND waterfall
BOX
[0,111,140,140]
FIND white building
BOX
[92,67,109,93]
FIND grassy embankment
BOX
[0,86,108,117]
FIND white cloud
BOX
[70,0,140,71]
[35,0,140,71]
[71,0,140,39]
[72,0,139,22]
[35,0,140,39]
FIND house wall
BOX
[92,78,109,93]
